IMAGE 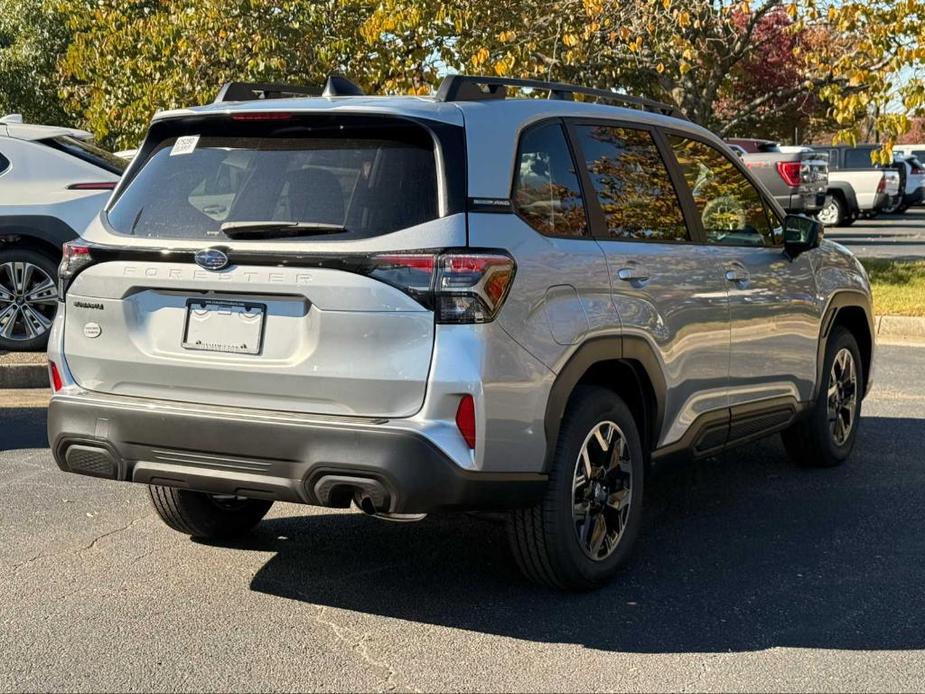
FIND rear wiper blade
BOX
[220,221,347,239]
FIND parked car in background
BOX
[895,144,925,164]
[884,154,925,213]
[809,144,892,227]
[734,142,828,216]
[0,114,126,351]
[47,75,874,590]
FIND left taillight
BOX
[364,251,515,324]
[59,240,94,284]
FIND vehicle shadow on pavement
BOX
[0,408,48,451]
[235,414,925,653]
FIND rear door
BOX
[664,134,819,410]
[63,113,463,417]
[567,121,731,450]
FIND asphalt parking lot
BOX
[826,207,925,259]
[1,341,924,692]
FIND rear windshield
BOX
[41,135,127,175]
[106,116,440,241]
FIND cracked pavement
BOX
[2,343,925,692]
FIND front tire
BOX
[148,486,273,539]
[507,386,644,590]
[781,327,863,467]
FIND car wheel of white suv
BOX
[507,386,644,590]
[0,248,60,352]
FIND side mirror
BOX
[783,214,822,257]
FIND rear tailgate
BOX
[63,260,436,416]
[61,111,466,417]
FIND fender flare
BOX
[543,335,667,469]
[0,215,78,253]
[826,182,860,214]
[814,289,875,399]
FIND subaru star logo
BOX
[194,248,229,271]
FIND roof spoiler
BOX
[214,74,365,103]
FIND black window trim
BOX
[508,117,595,241]
[659,126,786,249]
[563,117,704,245]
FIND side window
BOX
[844,148,874,168]
[0,153,8,175]
[573,125,690,241]
[512,121,588,237]
[668,135,777,247]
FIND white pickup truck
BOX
[806,145,897,226]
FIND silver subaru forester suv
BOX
[47,75,874,590]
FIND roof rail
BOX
[434,75,685,119]
[214,82,322,103]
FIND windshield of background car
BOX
[106,115,440,240]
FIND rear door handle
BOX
[617,267,650,282]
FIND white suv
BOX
[0,115,125,351]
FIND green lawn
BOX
[861,259,925,317]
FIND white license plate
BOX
[182,300,265,355]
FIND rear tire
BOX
[148,485,273,539]
[507,386,644,590]
[781,327,863,468]
[817,195,845,227]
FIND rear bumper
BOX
[47,392,546,513]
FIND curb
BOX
[1,313,924,390]
[0,352,47,390]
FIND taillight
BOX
[877,176,886,193]
[912,167,924,175]
[66,182,117,191]
[59,240,94,283]
[455,394,476,449]
[365,251,515,324]
[48,360,63,392]
[776,161,802,187]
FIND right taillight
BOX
[365,251,515,324]
[48,360,63,392]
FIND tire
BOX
[148,485,273,539]
[781,327,863,468]
[507,386,644,590]
[817,195,845,227]
[0,247,60,352]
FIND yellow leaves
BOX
[497,30,516,42]
[656,62,665,73]
[562,33,580,47]
[679,61,691,75]
[848,70,866,87]
[472,47,489,67]
[677,10,691,28]
[739,1,750,14]
[786,3,797,19]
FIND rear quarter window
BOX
[106,115,442,241]
[40,136,126,175]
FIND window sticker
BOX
[170,135,200,156]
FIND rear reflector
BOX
[455,395,476,449]
[49,360,63,392]
[67,182,117,190]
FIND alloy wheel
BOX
[827,348,858,446]
[817,200,839,226]
[0,261,58,342]
[571,420,633,561]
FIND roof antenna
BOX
[322,74,365,97]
